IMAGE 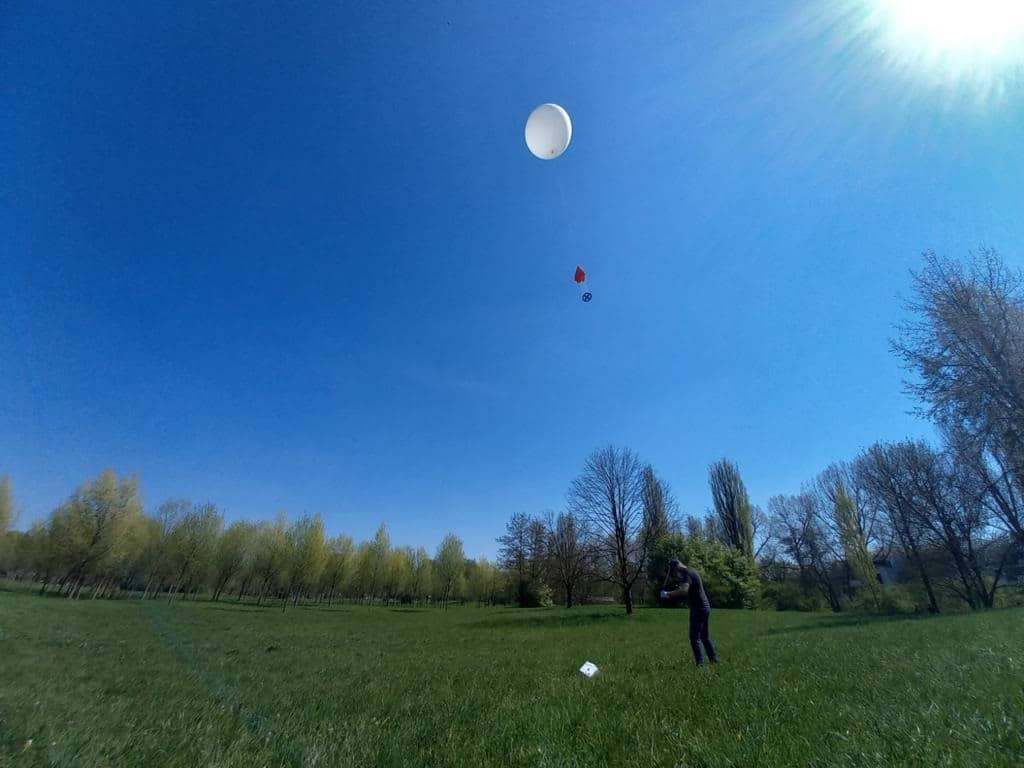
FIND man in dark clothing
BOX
[660,559,718,666]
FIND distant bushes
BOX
[519,579,554,608]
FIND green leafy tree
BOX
[642,467,672,542]
[360,523,391,605]
[167,503,222,603]
[649,534,759,609]
[320,534,354,605]
[211,521,256,601]
[410,547,433,604]
[435,534,465,609]
[466,557,503,605]
[0,476,14,572]
[253,513,289,605]
[50,470,143,598]
[0,475,12,534]
[709,459,756,561]
[381,546,412,605]
[282,514,327,610]
[99,502,150,597]
[30,522,62,593]
[140,500,188,599]
[834,483,881,609]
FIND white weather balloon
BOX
[525,104,572,159]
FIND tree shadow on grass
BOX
[467,609,632,631]
[295,604,351,613]
[758,612,929,637]
[203,605,271,613]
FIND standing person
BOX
[660,559,718,666]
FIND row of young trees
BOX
[0,474,482,609]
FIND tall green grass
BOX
[1,588,1021,767]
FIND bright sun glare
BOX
[880,0,1024,52]
[858,0,1024,97]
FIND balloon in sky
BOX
[574,265,586,284]
[525,104,572,159]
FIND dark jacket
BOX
[665,568,711,612]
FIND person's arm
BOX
[664,583,689,600]
[659,567,679,598]
[660,571,689,600]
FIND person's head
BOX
[667,559,687,575]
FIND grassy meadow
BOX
[1,587,1022,767]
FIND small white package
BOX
[579,661,598,678]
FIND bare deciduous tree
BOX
[855,444,941,613]
[768,492,843,611]
[568,446,652,615]
[895,249,1024,546]
[526,517,549,584]
[497,512,531,606]
[546,512,592,608]
[897,441,1002,608]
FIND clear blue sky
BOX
[3,1,1023,559]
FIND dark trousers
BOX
[689,608,716,665]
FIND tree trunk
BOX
[942,531,979,609]
[894,523,940,613]
[623,585,633,615]
[908,547,940,613]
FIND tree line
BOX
[2,250,1022,614]
[757,251,1024,613]
[0,475,486,609]
[492,250,1024,615]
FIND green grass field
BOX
[1,588,1022,767]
